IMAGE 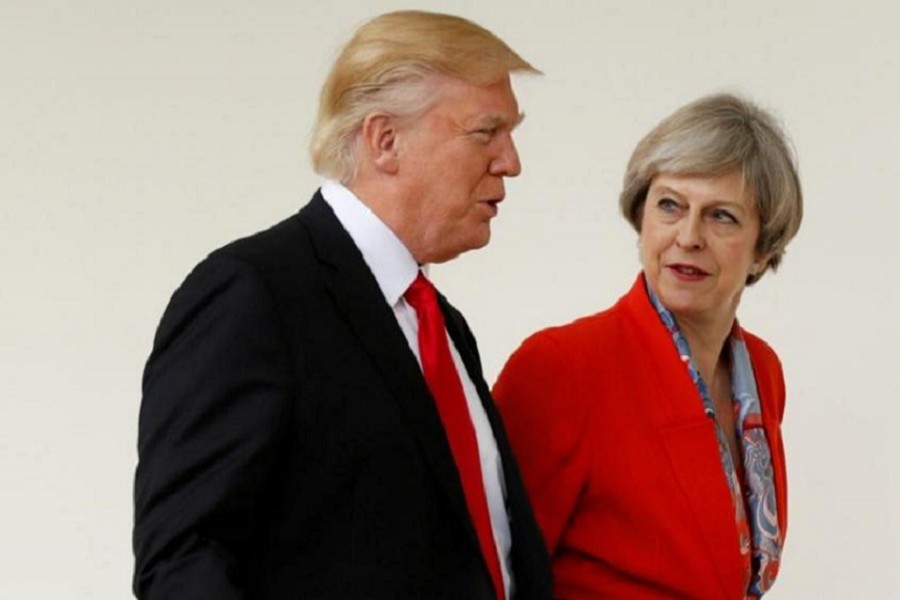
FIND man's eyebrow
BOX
[473,112,526,129]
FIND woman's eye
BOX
[712,209,738,224]
[657,197,679,211]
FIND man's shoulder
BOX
[161,196,328,311]
[208,193,332,268]
[214,210,307,265]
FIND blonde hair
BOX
[620,93,803,285]
[310,10,539,183]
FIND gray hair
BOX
[620,93,803,284]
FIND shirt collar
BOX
[320,180,421,305]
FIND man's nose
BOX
[490,134,521,177]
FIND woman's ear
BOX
[750,255,770,277]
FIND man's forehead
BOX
[423,73,523,126]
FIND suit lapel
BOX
[440,296,516,498]
[442,293,553,596]
[298,194,478,549]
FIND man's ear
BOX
[360,113,399,175]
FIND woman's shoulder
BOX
[739,327,783,371]
[494,308,622,419]
[737,326,787,418]
[515,302,630,363]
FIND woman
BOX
[494,93,802,599]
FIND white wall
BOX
[2,0,897,597]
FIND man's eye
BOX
[474,128,497,139]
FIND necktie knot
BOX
[404,272,437,312]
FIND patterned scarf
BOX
[647,285,782,598]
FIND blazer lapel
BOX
[622,276,745,599]
[298,194,479,549]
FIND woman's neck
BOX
[675,312,734,388]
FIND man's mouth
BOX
[481,197,503,216]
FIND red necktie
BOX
[404,272,505,600]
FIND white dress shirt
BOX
[320,180,513,598]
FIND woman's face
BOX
[639,169,764,328]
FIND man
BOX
[133,10,551,599]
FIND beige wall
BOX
[2,0,897,597]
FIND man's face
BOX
[395,75,523,264]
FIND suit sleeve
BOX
[133,255,293,599]
[492,332,592,556]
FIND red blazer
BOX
[494,275,788,599]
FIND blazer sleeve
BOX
[492,331,592,555]
[133,255,294,599]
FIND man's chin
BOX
[426,233,491,264]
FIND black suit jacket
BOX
[133,192,551,599]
